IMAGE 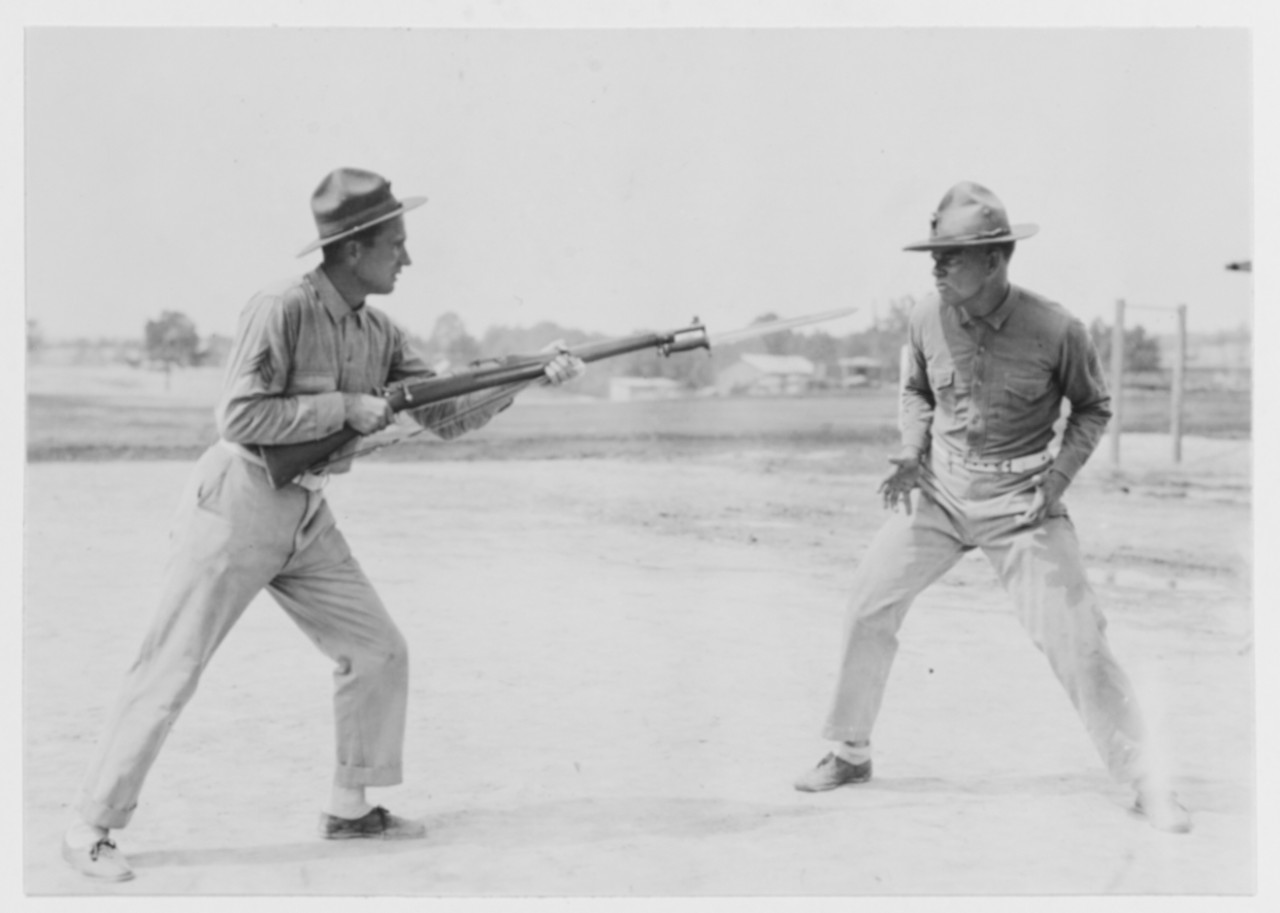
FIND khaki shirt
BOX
[216,267,509,474]
[900,285,1111,482]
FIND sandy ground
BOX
[23,435,1254,897]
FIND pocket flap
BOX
[929,368,955,390]
[1005,374,1049,400]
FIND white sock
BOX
[835,741,872,766]
[328,785,372,819]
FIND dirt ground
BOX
[22,434,1254,899]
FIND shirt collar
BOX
[957,284,1017,331]
[308,267,365,326]
[983,284,1018,330]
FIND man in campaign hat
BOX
[794,181,1191,833]
[61,168,587,880]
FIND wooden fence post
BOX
[1109,299,1125,467]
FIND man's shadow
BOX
[122,770,1210,872]
[127,795,828,870]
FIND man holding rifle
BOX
[62,167,586,881]
[794,181,1191,834]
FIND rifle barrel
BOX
[256,321,709,488]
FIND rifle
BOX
[256,306,857,489]
[257,320,712,488]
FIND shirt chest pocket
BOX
[287,372,337,395]
[929,368,956,406]
[1001,367,1053,406]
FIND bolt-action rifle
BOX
[256,307,854,489]
[257,321,710,488]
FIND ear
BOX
[341,237,363,266]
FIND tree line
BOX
[29,304,1164,391]
[412,297,921,397]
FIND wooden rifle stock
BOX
[256,320,709,488]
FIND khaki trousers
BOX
[821,451,1149,786]
[78,444,408,830]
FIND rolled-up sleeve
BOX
[216,293,347,445]
[385,324,514,441]
[1052,317,1112,481]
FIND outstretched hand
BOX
[879,448,922,514]
[540,340,587,386]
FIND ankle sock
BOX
[835,742,871,766]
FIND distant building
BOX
[196,333,234,367]
[609,376,684,402]
[1154,328,1252,391]
[836,355,885,388]
[715,353,816,396]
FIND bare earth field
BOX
[22,366,1256,898]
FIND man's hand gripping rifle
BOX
[256,320,712,488]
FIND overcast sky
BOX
[22,21,1255,347]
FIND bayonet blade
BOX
[708,307,858,347]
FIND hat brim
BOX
[297,196,428,257]
[903,223,1039,252]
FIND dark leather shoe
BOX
[319,805,427,840]
[1134,790,1193,834]
[794,752,873,792]
[62,835,135,881]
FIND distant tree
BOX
[144,311,200,368]
[836,296,916,382]
[1088,318,1162,372]
[478,321,596,359]
[196,333,234,367]
[423,312,482,368]
[748,313,801,356]
[798,331,840,379]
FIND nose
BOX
[932,263,946,279]
[400,249,412,267]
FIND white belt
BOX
[218,439,329,492]
[959,449,1053,474]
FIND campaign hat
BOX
[903,181,1038,251]
[297,167,426,257]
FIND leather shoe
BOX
[794,752,873,792]
[319,805,426,840]
[61,835,135,882]
[1134,790,1193,834]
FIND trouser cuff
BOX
[78,795,137,831]
[334,762,402,788]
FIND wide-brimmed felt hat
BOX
[297,167,427,257]
[903,181,1038,251]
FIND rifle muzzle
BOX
[661,322,710,356]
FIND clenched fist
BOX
[540,340,587,386]
[343,393,394,435]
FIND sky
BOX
[21,13,1257,348]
